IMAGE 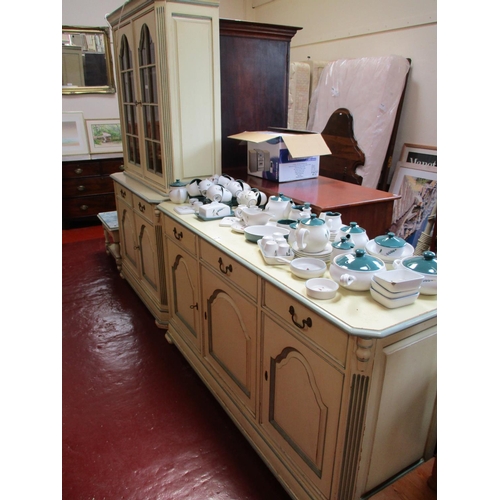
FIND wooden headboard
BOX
[319,108,366,185]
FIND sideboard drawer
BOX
[163,216,198,256]
[263,281,348,367]
[132,193,155,223]
[114,184,134,208]
[200,239,258,300]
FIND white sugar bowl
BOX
[372,232,407,258]
[392,251,437,295]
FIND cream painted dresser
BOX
[106,0,222,192]
[158,201,437,500]
[107,0,222,325]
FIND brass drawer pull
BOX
[138,202,146,213]
[218,257,232,275]
[173,227,183,240]
[288,306,312,329]
[120,189,127,199]
[74,168,83,174]
[80,205,89,211]
[77,185,86,192]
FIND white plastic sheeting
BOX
[307,55,410,189]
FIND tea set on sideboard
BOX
[168,174,437,308]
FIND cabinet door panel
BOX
[262,313,343,498]
[162,3,221,181]
[201,266,257,417]
[116,199,139,276]
[167,239,201,352]
[135,215,160,300]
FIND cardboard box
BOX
[228,129,331,182]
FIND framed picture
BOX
[389,161,437,246]
[62,112,89,155]
[399,143,437,168]
[86,119,123,153]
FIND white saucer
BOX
[291,243,332,263]
[231,221,246,233]
[291,241,332,258]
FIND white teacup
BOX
[217,174,234,187]
[198,179,214,196]
[187,179,203,197]
[206,184,232,203]
[227,180,246,197]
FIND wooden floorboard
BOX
[370,457,436,500]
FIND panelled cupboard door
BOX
[115,9,164,188]
[166,238,201,353]
[201,266,258,419]
[262,313,344,500]
[116,198,139,278]
[134,213,161,302]
[114,18,143,180]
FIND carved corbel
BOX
[355,337,374,372]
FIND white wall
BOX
[62,0,436,172]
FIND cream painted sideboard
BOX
[158,201,437,500]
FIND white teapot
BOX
[294,214,331,254]
[264,193,293,220]
[168,179,188,204]
[319,211,343,233]
[334,222,369,249]
[288,202,312,221]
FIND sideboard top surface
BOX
[158,201,437,338]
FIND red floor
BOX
[62,226,291,499]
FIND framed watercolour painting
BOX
[62,112,89,155]
[389,161,437,247]
[399,144,437,168]
[86,119,123,154]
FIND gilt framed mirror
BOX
[62,26,115,95]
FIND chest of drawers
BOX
[62,157,123,228]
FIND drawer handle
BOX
[138,202,146,213]
[288,306,312,329]
[120,189,127,199]
[80,205,89,211]
[77,185,86,192]
[218,257,232,275]
[74,168,83,174]
[190,303,198,310]
[173,227,183,240]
